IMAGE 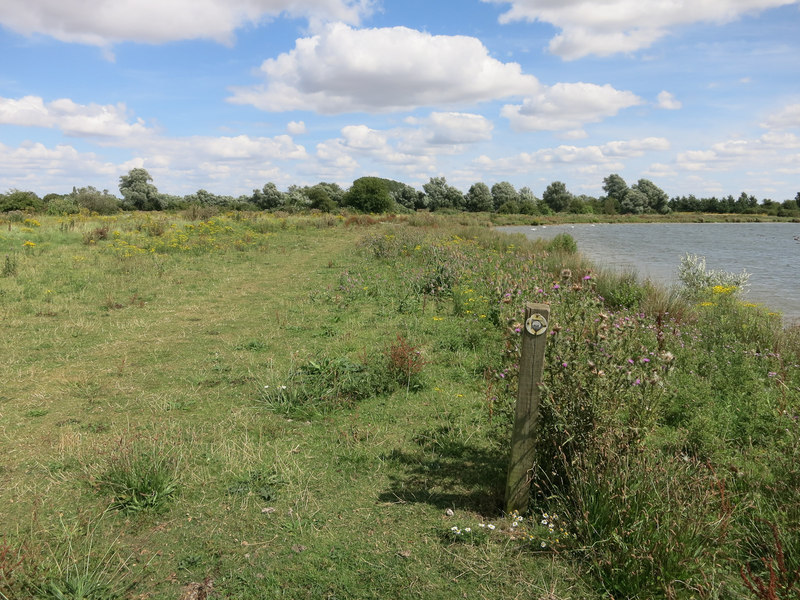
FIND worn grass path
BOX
[1,218,584,599]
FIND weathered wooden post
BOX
[505,302,550,515]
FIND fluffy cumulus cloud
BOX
[677,131,800,172]
[475,137,670,173]
[657,91,682,110]
[668,101,800,183]
[0,0,372,46]
[0,141,122,190]
[309,112,493,178]
[0,93,310,193]
[761,102,800,129]
[0,95,153,139]
[482,0,800,59]
[405,112,494,145]
[228,23,539,113]
[286,120,307,135]
[501,83,642,133]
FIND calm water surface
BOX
[501,223,800,322]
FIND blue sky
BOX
[1,0,799,201]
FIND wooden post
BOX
[505,302,550,515]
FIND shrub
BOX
[0,190,42,212]
[678,253,750,297]
[384,335,426,390]
[546,232,577,253]
[594,269,644,309]
[45,197,80,216]
[82,227,109,245]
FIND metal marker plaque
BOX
[525,313,548,336]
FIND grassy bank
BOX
[1,212,798,599]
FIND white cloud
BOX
[482,0,800,59]
[474,137,670,173]
[0,141,122,191]
[657,91,682,110]
[676,131,800,172]
[0,0,372,46]
[644,162,678,178]
[0,95,153,139]
[406,112,494,145]
[501,83,642,132]
[228,23,539,113]
[761,102,800,129]
[340,125,388,150]
[287,120,307,135]
[308,113,493,179]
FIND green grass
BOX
[0,211,798,599]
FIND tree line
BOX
[2,168,799,218]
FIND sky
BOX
[1,0,799,201]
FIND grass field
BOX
[1,211,798,599]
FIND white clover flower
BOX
[451,526,459,532]
[487,524,496,530]
[479,523,486,528]
[464,527,471,533]
[540,541,547,548]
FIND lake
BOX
[501,222,800,322]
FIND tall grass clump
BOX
[95,438,180,513]
[259,355,395,418]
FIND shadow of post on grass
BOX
[378,424,507,515]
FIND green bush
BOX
[594,269,644,309]
[546,232,577,253]
[0,190,42,212]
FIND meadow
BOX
[1,210,798,599]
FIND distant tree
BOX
[390,183,423,210]
[119,168,162,211]
[283,185,312,212]
[517,186,540,214]
[734,191,758,213]
[464,182,493,212]
[0,189,43,212]
[778,198,799,217]
[620,188,648,214]
[669,195,702,212]
[70,186,120,214]
[632,178,670,214]
[568,195,594,214]
[45,195,79,215]
[314,182,345,206]
[602,174,628,203]
[422,177,463,211]
[542,181,572,213]
[307,185,336,212]
[344,177,394,213]
[251,183,285,210]
[491,181,518,211]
